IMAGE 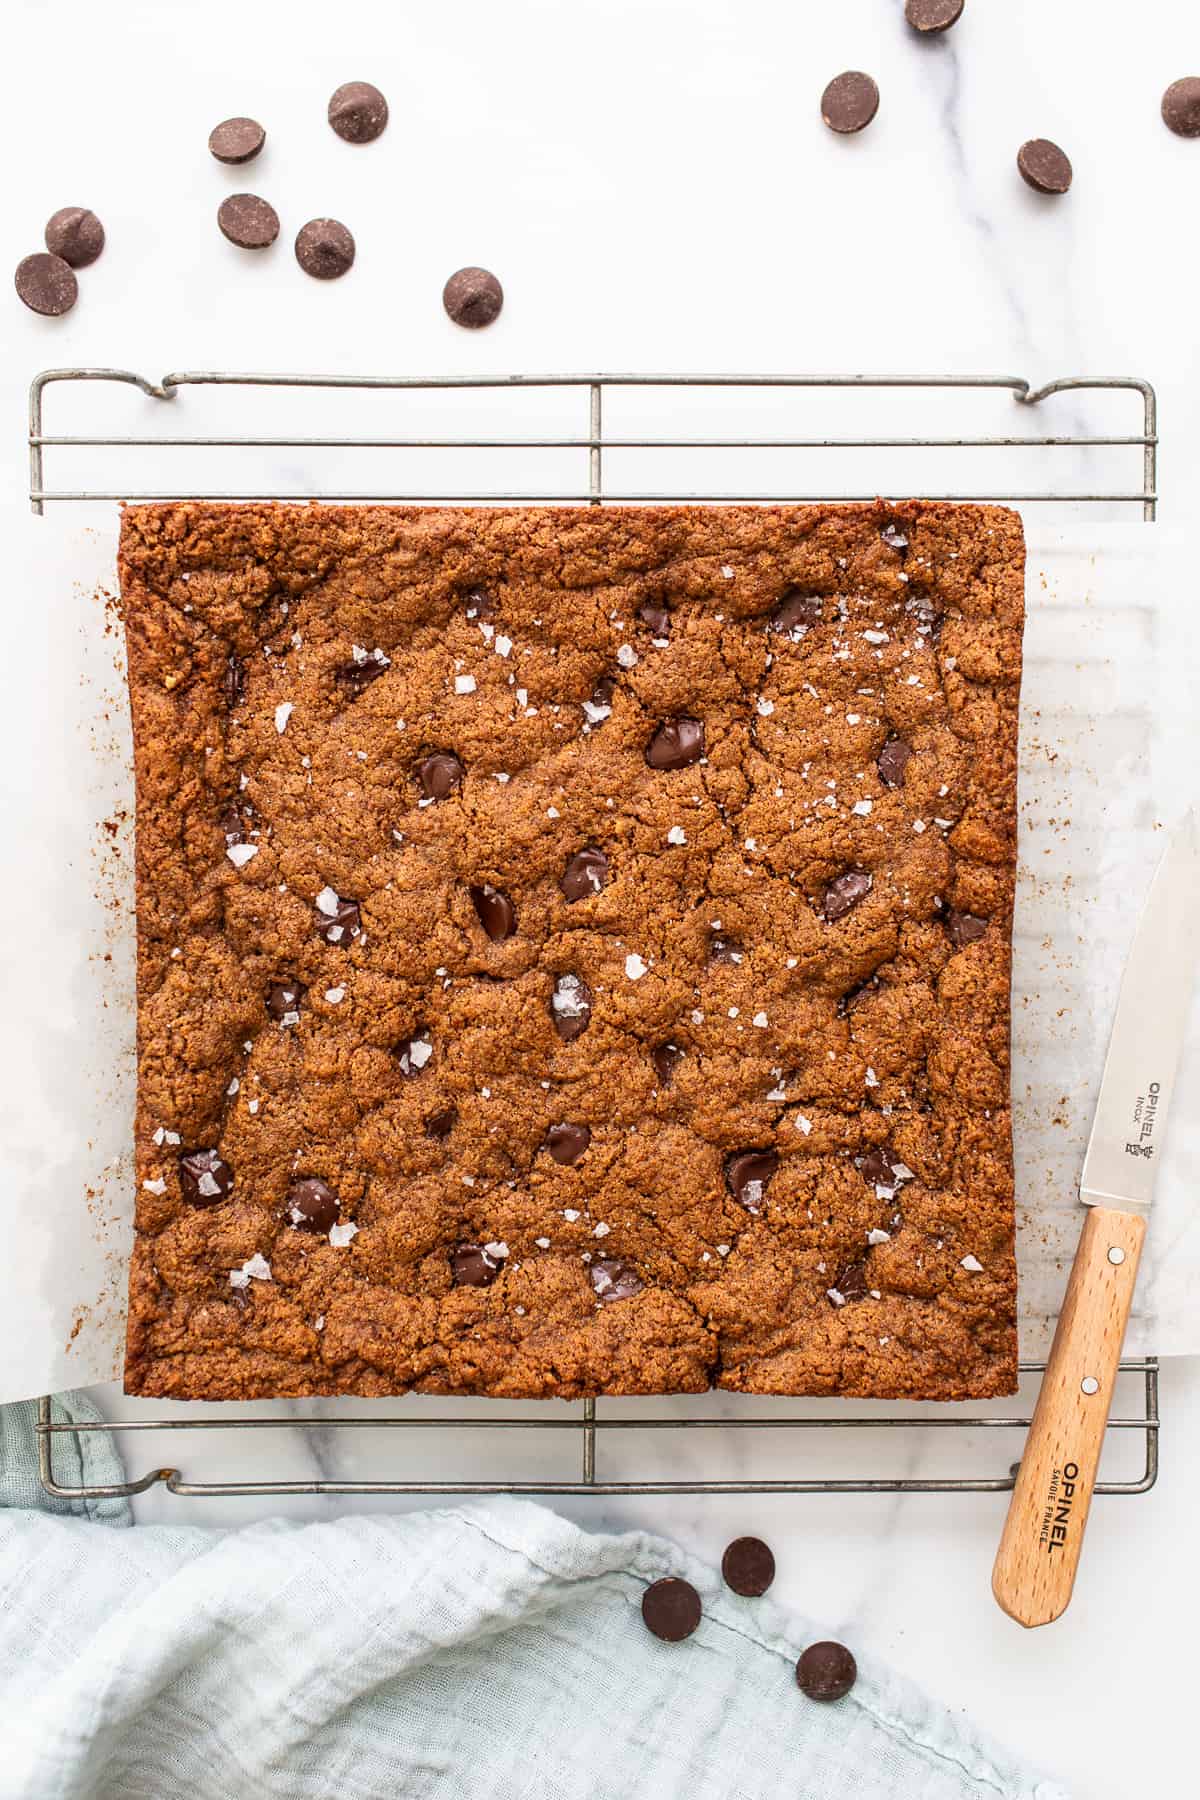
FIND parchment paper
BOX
[0,514,1195,1403]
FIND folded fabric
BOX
[0,1393,1069,1800]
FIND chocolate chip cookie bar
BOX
[120,500,1023,1400]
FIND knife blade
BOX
[994,812,1200,1628]
[1080,811,1200,1212]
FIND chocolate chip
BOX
[551,973,592,1040]
[946,908,987,947]
[772,590,823,636]
[419,751,465,800]
[710,931,743,965]
[286,1177,339,1233]
[225,654,246,709]
[638,603,671,636]
[1162,77,1200,138]
[178,1149,233,1207]
[836,1259,871,1302]
[823,869,872,921]
[591,1259,644,1303]
[721,1537,775,1597]
[876,737,912,789]
[451,1243,500,1287]
[646,718,704,770]
[335,646,391,691]
[726,1149,779,1212]
[208,116,266,163]
[295,218,355,280]
[442,266,504,329]
[328,80,389,144]
[796,1641,857,1703]
[651,1042,681,1086]
[905,0,962,30]
[859,1145,913,1194]
[592,674,616,707]
[821,71,879,135]
[546,1122,591,1165]
[397,1031,433,1078]
[266,979,303,1022]
[44,207,104,268]
[426,1107,457,1140]
[880,522,909,555]
[561,846,609,903]
[314,891,361,946]
[220,807,247,847]
[218,193,280,249]
[470,883,516,941]
[15,252,77,317]
[462,587,493,621]
[1017,139,1073,195]
[641,1576,701,1642]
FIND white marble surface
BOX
[4,0,1200,1793]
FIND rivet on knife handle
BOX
[991,1205,1145,1628]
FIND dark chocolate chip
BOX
[426,1106,457,1140]
[821,71,879,134]
[295,218,355,280]
[285,1177,339,1233]
[442,266,504,328]
[179,1148,234,1207]
[876,737,912,789]
[641,1576,702,1642]
[220,807,247,846]
[546,1122,591,1165]
[638,603,671,636]
[823,868,873,921]
[315,891,362,946]
[218,193,280,250]
[44,207,104,268]
[225,654,246,709]
[470,883,516,941]
[772,591,823,636]
[946,908,987,946]
[551,973,592,1040]
[462,587,493,620]
[880,522,909,555]
[1017,138,1073,195]
[651,1042,681,1086]
[905,0,963,30]
[1162,77,1200,138]
[560,846,609,903]
[266,979,303,1023]
[726,1149,779,1212]
[335,645,391,691]
[796,1641,857,1703]
[14,252,77,317]
[835,1258,871,1302]
[590,1258,644,1303]
[397,1031,433,1078]
[419,751,465,800]
[721,1536,776,1597]
[592,674,616,707]
[646,718,704,770]
[710,931,743,965]
[859,1145,913,1193]
[451,1243,500,1287]
[328,81,389,144]
[208,116,266,163]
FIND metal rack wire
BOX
[30,368,1160,1502]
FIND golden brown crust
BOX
[120,501,1023,1401]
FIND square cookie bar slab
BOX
[120,501,1023,1400]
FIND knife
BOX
[993,812,1200,1628]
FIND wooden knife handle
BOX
[992,1205,1145,1628]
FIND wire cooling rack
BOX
[30,368,1159,1502]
